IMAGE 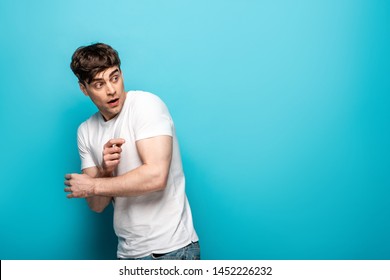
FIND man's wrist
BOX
[92,177,101,196]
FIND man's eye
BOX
[111,75,119,83]
[94,83,103,89]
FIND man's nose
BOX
[106,82,115,95]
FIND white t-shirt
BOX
[77,91,198,258]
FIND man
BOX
[64,43,199,260]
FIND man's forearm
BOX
[65,136,172,199]
[86,196,112,213]
[93,163,168,197]
[84,167,113,212]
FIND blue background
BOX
[0,0,389,260]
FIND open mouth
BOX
[108,98,119,105]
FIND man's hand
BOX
[64,138,125,200]
[64,173,95,198]
[101,138,125,176]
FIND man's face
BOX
[80,66,126,121]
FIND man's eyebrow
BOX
[90,77,104,83]
[90,68,120,83]
[108,68,120,77]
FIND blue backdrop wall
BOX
[0,0,389,260]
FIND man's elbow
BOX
[88,203,105,213]
[153,172,169,192]
[86,199,108,213]
[91,206,105,213]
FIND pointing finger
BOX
[105,138,125,148]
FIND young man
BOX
[64,43,199,260]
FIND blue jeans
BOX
[121,242,200,260]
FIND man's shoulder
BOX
[127,90,166,108]
[128,90,161,101]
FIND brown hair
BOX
[70,43,121,85]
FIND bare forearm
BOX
[84,167,113,212]
[86,196,112,213]
[93,164,168,197]
[65,136,172,199]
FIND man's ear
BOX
[79,82,88,96]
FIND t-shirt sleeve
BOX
[77,123,97,170]
[133,93,174,141]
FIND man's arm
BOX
[83,166,113,213]
[65,138,124,212]
[65,135,172,198]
